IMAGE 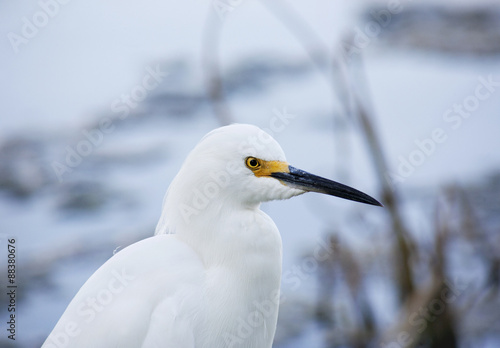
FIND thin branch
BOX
[202,8,234,126]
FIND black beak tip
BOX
[349,191,383,207]
[368,197,384,207]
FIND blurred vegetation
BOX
[1,2,499,347]
[202,2,500,347]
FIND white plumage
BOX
[43,124,380,348]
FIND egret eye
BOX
[246,157,261,170]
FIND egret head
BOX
[159,124,380,231]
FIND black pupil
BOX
[250,159,258,167]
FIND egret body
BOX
[43,124,380,348]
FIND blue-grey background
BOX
[1,0,500,347]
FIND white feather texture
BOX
[43,124,305,348]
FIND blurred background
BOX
[1,0,500,347]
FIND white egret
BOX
[43,124,381,348]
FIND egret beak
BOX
[271,166,382,207]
